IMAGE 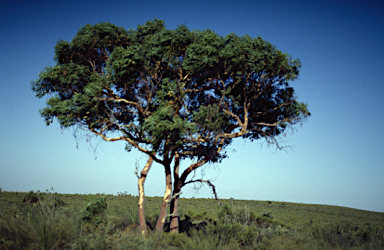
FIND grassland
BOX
[0,190,383,249]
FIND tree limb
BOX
[88,127,164,164]
[184,179,219,201]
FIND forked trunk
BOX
[155,165,172,232]
[138,155,154,235]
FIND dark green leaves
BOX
[32,19,309,160]
[193,104,229,133]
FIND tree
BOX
[32,19,310,234]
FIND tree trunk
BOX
[155,164,172,232]
[170,153,181,233]
[169,182,181,233]
[138,155,154,235]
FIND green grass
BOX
[0,190,383,249]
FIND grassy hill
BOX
[1,190,383,249]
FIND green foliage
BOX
[1,191,384,249]
[210,203,286,248]
[1,192,78,249]
[145,212,159,230]
[31,20,311,231]
[125,204,139,225]
[261,210,274,219]
[112,203,140,227]
[81,196,108,227]
[312,221,384,249]
[22,191,40,203]
[31,18,309,166]
[0,208,78,249]
[52,196,66,208]
[22,189,66,209]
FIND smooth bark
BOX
[138,155,154,235]
[155,164,172,232]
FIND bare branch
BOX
[184,179,220,202]
[180,137,225,184]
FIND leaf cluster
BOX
[31,19,310,174]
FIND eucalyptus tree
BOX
[32,19,310,234]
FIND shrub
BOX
[81,196,108,227]
[145,212,159,230]
[261,210,273,219]
[312,221,384,249]
[22,191,40,204]
[0,198,78,249]
[206,203,288,248]
[125,203,139,225]
[110,204,142,235]
[217,203,257,226]
[52,196,66,208]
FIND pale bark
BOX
[155,165,172,232]
[138,155,154,235]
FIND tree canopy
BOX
[32,19,310,233]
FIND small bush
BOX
[110,204,141,234]
[145,212,159,230]
[81,196,108,227]
[52,196,66,207]
[218,204,251,225]
[207,203,287,248]
[125,203,139,225]
[22,191,40,204]
[261,210,273,219]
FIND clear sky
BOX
[1,0,383,213]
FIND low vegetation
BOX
[0,190,383,249]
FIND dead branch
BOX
[184,179,220,203]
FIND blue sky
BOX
[1,0,383,213]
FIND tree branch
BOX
[179,137,225,184]
[184,179,219,201]
[88,127,164,164]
